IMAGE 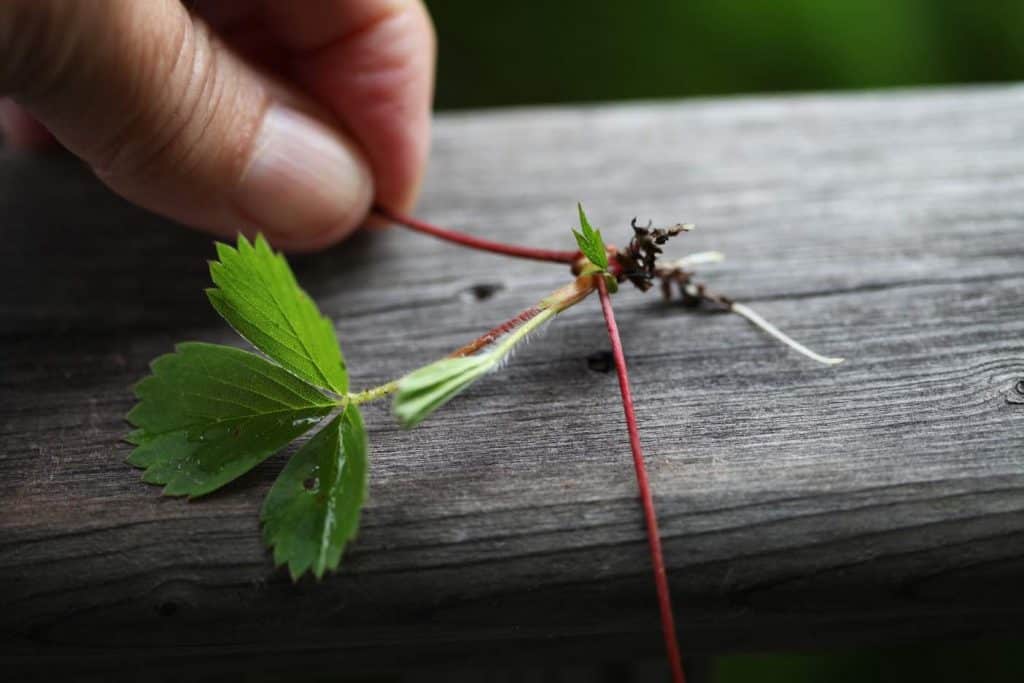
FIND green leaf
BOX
[393,355,492,428]
[126,342,335,497]
[572,203,609,271]
[261,404,368,580]
[207,235,348,394]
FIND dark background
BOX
[428,0,1024,110]
[424,2,1024,680]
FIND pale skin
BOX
[0,0,436,252]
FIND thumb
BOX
[0,0,373,251]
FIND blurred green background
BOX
[423,2,1024,680]
[427,0,1024,109]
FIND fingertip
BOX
[260,220,367,253]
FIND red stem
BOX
[373,205,579,264]
[596,276,686,683]
[376,204,681,673]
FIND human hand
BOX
[0,0,435,251]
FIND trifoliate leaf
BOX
[572,203,609,271]
[207,235,348,394]
[127,342,335,497]
[393,355,492,428]
[261,404,368,580]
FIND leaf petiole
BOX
[347,381,400,405]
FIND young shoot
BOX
[394,274,598,427]
[393,306,556,428]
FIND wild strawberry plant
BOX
[126,205,842,682]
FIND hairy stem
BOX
[488,305,556,358]
[539,275,599,312]
[449,305,543,358]
[348,276,596,405]
[450,275,598,357]
[347,381,400,405]
[373,204,580,264]
[597,276,686,683]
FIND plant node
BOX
[613,217,693,291]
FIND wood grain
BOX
[2,86,1024,678]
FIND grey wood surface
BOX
[2,85,1024,678]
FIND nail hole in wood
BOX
[1008,379,1024,404]
[463,283,504,301]
[587,350,614,373]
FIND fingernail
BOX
[237,105,372,241]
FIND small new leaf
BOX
[262,404,368,580]
[207,235,348,394]
[572,203,609,271]
[393,355,492,428]
[126,342,335,497]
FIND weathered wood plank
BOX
[2,85,1024,677]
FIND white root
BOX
[729,302,845,366]
[664,251,726,270]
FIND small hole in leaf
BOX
[463,283,504,302]
[587,351,614,373]
[303,477,318,491]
